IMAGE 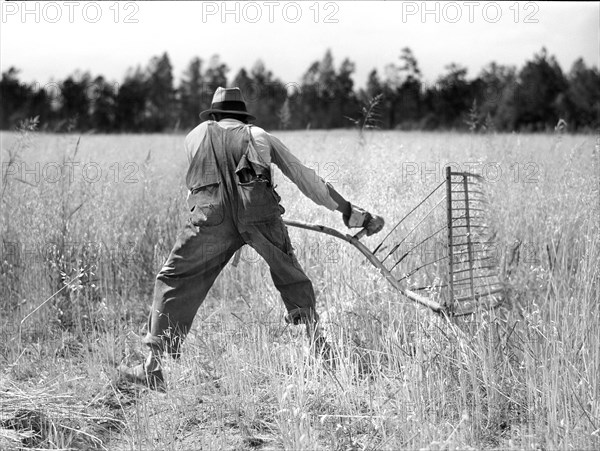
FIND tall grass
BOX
[1,126,598,449]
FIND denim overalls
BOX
[143,122,318,356]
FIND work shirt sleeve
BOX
[266,133,342,212]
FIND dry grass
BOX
[0,126,598,450]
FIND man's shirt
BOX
[184,118,339,211]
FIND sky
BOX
[1,1,598,89]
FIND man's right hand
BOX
[364,214,385,236]
[343,204,385,236]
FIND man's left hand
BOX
[344,204,385,236]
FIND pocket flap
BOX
[246,139,270,172]
[236,153,270,183]
[246,152,269,172]
[187,181,220,211]
[189,174,220,194]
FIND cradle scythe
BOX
[282,219,444,313]
[284,168,505,317]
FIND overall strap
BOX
[208,122,251,205]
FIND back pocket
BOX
[187,181,225,226]
[237,178,281,225]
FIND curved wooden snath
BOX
[282,219,446,314]
[282,170,505,317]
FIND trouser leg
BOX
[143,220,243,358]
[239,219,318,326]
[241,220,332,358]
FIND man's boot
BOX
[118,346,166,391]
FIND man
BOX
[119,87,384,390]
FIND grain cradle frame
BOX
[284,167,505,317]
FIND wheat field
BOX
[1,126,598,450]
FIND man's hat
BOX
[200,87,256,121]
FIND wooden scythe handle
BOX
[282,219,445,314]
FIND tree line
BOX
[1,47,598,133]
